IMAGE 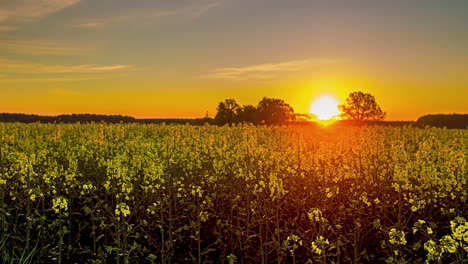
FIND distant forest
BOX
[0,113,467,129]
[417,114,468,129]
[0,113,210,126]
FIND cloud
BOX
[0,57,132,73]
[87,65,129,71]
[74,14,135,29]
[0,0,81,31]
[74,0,222,29]
[74,10,183,29]
[74,21,108,30]
[187,0,223,18]
[207,59,311,80]
[0,39,91,55]
[0,76,97,83]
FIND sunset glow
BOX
[0,0,467,120]
[1,1,468,262]
[310,95,341,120]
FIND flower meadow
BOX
[0,123,467,263]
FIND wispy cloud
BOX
[207,59,311,80]
[0,39,91,55]
[74,14,136,29]
[74,10,182,29]
[0,57,131,73]
[0,76,97,83]
[74,0,222,29]
[87,65,129,71]
[0,0,81,31]
[188,0,223,18]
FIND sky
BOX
[1,0,467,120]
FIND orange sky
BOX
[1,0,467,120]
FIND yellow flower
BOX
[426,227,433,234]
[440,235,457,253]
[308,208,326,223]
[52,197,68,213]
[389,228,406,245]
[115,202,131,218]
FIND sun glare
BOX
[310,95,341,120]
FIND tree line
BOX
[0,114,211,125]
[1,92,466,128]
[214,92,387,125]
[213,92,467,128]
[417,114,468,129]
[214,97,295,125]
[0,113,136,123]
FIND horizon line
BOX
[2,111,456,122]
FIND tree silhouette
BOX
[0,113,136,123]
[417,114,468,129]
[214,99,240,125]
[257,97,295,124]
[237,105,260,124]
[339,92,386,121]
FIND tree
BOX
[257,97,295,124]
[237,105,260,124]
[417,114,468,129]
[214,99,240,125]
[338,92,386,121]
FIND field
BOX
[0,123,467,263]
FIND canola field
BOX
[0,123,467,263]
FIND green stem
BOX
[58,215,62,264]
[276,200,280,264]
[197,225,201,264]
[160,200,165,264]
[123,217,128,264]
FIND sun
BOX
[310,95,341,120]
